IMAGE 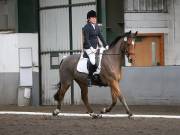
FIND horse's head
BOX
[108,31,138,64]
[123,31,138,64]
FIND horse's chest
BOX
[109,70,121,81]
[116,73,121,81]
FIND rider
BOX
[82,10,109,86]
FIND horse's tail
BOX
[59,57,64,68]
[54,58,64,101]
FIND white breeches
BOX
[84,48,97,65]
[97,47,104,69]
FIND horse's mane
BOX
[109,34,127,48]
[109,36,122,48]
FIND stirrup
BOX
[93,68,100,75]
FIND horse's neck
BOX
[109,39,124,56]
[106,39,125,68]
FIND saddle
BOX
[77,49,100,74]
[77,47,107,86]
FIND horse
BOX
[53,31,137,118]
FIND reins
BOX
[103,53,121,55]
[101,52,135,56]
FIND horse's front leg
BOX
[119,95,133,118]
[117,84,133,118]
[101,88,117,113]
[107,80,133,118]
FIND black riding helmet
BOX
[87,10,96,19]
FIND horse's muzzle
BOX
[128,57,135,64]
[128,58,133,63]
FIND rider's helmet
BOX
[87,10,96,19]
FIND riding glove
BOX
[105,45,109,50]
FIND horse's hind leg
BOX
[53,82,71,116]
[101,88,117,113]
[78,82,102,119]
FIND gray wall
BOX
[121,66,180,105]
[0,72,39,105]
[0,73,19,105]
[32,72,39,106]
[1,67,179,105]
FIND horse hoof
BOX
[89,113,102,119]
[52,109,60,116]
[100,108,107,114]
[128,113,134,120]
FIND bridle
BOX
[124,37,136,63]
[100,32,137,64]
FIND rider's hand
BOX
[105,45,109,50]
[90,46,96,53]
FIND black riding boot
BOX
[87,75,92,87]
[87,60,93,87]
[87,71,93,87]
[87,58,98,87]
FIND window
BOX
[50,52,60,69]
[0,0,16,32]
[124,0,168,13]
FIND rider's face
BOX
[89,17,97,24]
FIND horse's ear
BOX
[124,30,131,38]
[135,31,138,36]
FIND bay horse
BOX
[53,31,137,118]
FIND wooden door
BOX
[133,34,164,66]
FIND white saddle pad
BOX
[77,47,105,74]
[77,52,89,74]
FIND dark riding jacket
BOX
[82,22,107,49]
